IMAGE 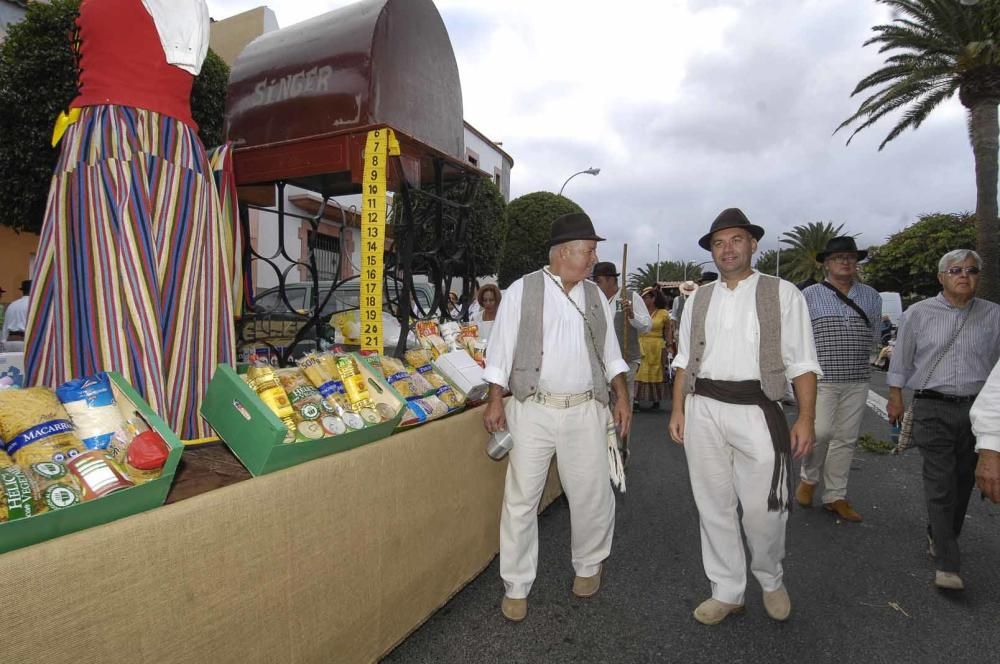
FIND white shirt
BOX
[609,291,653,335]
[484,268,629,393]
[971,359,1000,453]
[141,0,210,76]
[1,296,29,343]
[673,271,821,382]
[471,311,495,341]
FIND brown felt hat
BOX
[698,208,765,251]
[592,261,619,278]
[549,212,605,248]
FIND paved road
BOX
[385,375,1000,664]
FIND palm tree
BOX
[779,222,846,283]
[627,260,698,291]
[754,248,794,276]
[837,0,1000,302]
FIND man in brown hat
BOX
[669,208,820,625]
[796,237,882,522]
[483,212,632,622]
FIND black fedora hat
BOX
[816,236,867,263]
[699,271,718,284]
[698,208,765,251]
[549,212,605,248]
[19,280,31,294]
[592,261,619,278]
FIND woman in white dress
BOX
[471,284,501,340]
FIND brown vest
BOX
[682,273,786,401]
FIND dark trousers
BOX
[913,399,977,572]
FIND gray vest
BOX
[682,274,786,401]
[509,270,609,405]
[614,295,641,364]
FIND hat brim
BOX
[549,232,606,248]
[816,250,868,263]
[698,224,765,251]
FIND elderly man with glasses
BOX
[796,237,882,522]
[887,249,1000,591]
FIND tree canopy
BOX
[627,260,700,290]
[754,248,794,277]
[0,0,229,233]
[498,192,583,288]
[837,0,1000,301]
[863,212,976,300]
[778,221,846,283]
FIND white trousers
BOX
[500,397,615,599]
[799,381,868,503]
[683,394,787,605]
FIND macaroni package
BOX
[0,388,86,467]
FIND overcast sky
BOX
[206,0,976,274]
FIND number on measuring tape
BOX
[359,127,400,354]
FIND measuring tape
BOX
[360,127,400,354]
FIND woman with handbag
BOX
[887,249,1000,592]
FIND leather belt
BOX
[531,389,594,409]
[914,389,978,404]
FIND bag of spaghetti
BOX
[0,465,44,523]
[378,356,421,398]
[0,388,86,467]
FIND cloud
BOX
[207,0,979,276]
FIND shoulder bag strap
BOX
[820,281,871,328]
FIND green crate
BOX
[0,372,183,555]
[200,354,403,476]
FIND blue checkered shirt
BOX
[803,281,882,383]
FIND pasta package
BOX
[0,465,43,523]
[435,385,465,410]
[404,349,447,390]
[0,388,86,467]
[277,368,327,421]
[379,356,419,398]
[56,372,126,450]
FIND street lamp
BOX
[558,167,600,196]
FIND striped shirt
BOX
[803,281,882,383]
[887,294,1000,396]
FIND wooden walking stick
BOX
[620,244,631,464]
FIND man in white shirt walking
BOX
[592,261,652,406]
[483,212,632,622]
[669,208,820,625]
[1,280,31,349]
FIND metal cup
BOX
[486,430,513,460]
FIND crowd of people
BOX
[479,207,1000,625]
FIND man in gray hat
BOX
[669,208,820,625]
[796,237,882,522]
[483,212,632,622]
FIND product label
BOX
[1,467,37,520]
[416,364,434,374]
[43,484,81,510]
[5,420,75,456]
[31,461,68,480]
[388,372,410,383]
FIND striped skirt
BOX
[25,105,237,439]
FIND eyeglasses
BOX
[942,266,980,276]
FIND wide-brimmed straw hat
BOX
[679,281,698,295]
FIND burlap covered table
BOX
[1,405,562,663]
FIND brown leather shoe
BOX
[501,596,527,622]
[763,586,791,621]
[824,499,863,522]
[693,598,745,625]
[572,564,603,598]
[795,481,816,507]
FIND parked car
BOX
[238,277,435,361]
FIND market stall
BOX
[1,407,562,663]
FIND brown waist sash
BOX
[693,378,791,512]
